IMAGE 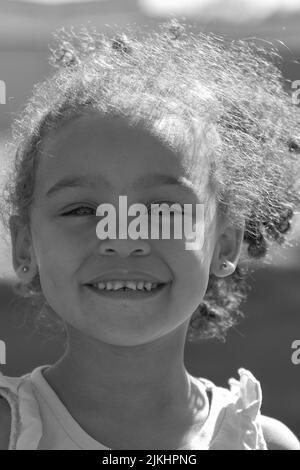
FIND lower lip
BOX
[84,283,169,300]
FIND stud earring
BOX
[21,266,29,273]
[221,260,235,271]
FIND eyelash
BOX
[62,202,185,217]
[146,202,185,215]
[62,206,96,217]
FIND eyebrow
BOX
[45,173,198,198]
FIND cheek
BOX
[176,251,209,295]
[31,216,83,293]
[32,205,95,255]
[158,237,210,305]
[34,238,80,326]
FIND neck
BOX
[44,321,199,420]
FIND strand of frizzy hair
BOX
[1,19,300,342]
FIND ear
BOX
[9,215,37,280]
[210,219,245,277]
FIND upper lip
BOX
[86,270,169,285]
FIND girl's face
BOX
[26,113,220,346]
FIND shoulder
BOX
[260,415,300,450]
[0,397,11,450]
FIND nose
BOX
[98,238,151,257]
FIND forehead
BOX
[36,113,211,197]
[42,113,177,155]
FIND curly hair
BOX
[0,19,299,342]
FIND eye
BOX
[146,201,185,216]
[62,206,96,217]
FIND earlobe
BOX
[9,215,36,277]
[210,222,245,277]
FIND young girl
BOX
[0,20,299,450]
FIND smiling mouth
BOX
[84,282,168,299]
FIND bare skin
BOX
[9,113,246,449]
[42,323,212,450]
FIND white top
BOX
[0,366,268,450]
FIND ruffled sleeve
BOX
[0,370,43,450]
[0,372,22,450]
[228,368,268,450]
[209,368,268,450]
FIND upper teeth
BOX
[92,281,159,291]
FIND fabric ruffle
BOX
[0,371,43,450]
[210,368,267,450]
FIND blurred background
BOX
[0,0,300,438]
